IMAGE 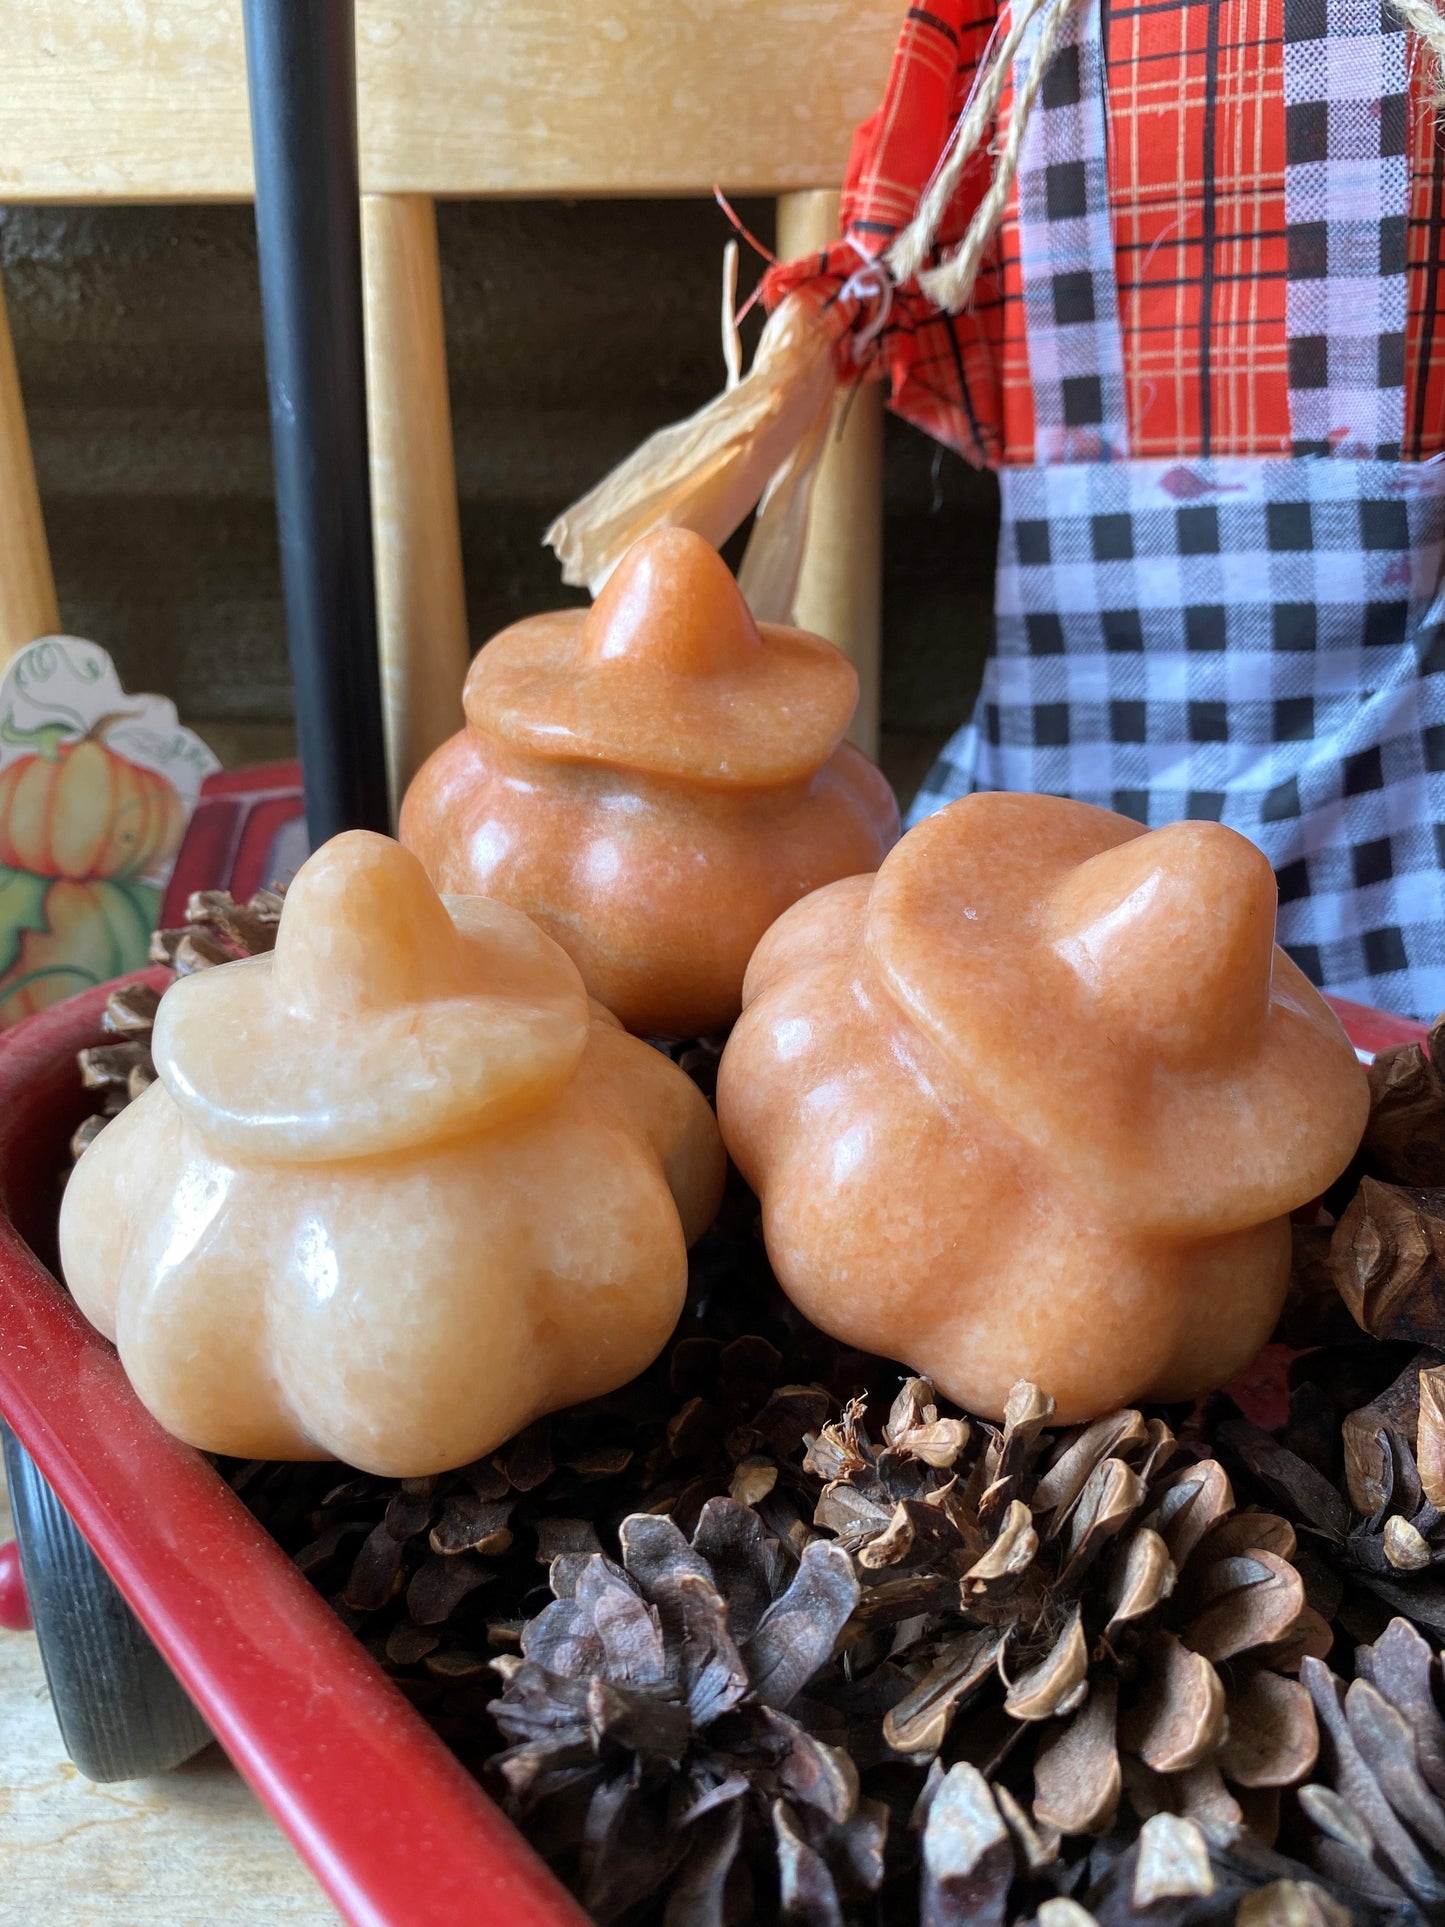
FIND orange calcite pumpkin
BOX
[400,529,899,1037]
[60,831,725,1477]
[717,793,1370,1424]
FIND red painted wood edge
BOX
[0,979,584,1927]
[1324,992,1427,1055]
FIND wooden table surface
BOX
[0,1467,339,1926]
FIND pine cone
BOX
[1358,1021,1445,1192]
[488,1498,876,1924]
[917,1766,1371,1927]
[1220,1351,1445,1644]
[151,885,284,970]
[653,1331,834,1543]
[1302,1010,1445,1350]
[71,886,282,1159]
[1330,1179,1445,1350]
[1290,1617,1445,1925]
[806,1380,1322,1847]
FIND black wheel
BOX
[3,1422,211,1781]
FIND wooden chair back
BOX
[0,2,897,802]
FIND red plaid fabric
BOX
[762,0,1445,466]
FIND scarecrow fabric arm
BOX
[761,0,1006,466]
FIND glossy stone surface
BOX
[60,832,725,1475]
[399,529,899,1038]
[717,794,1370,1423]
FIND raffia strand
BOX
[1392,0,1445,105]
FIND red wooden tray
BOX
[0,977,1425,1926]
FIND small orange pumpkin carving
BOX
[0,730,186,882]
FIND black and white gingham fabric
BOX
[1012,0,1130,464]
[912,457,1445,1016]
[913,0,1445,1017]
[1283,0,1409,459]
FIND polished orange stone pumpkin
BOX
[401,530,900,1038]
[0,734,186,882]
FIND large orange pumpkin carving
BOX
[0,726,186,882]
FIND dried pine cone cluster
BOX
[913,1764,1367,1927]
[804,1379,1323,1843]
[67,900,1445,1926]
[485,1372,1422,1926]
[1292,1011,1445,1364]
[1237,1015,1445,1647]
[1219,1350,1445,1647]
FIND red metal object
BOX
[1324,992,1427,1057]
[0,977,1425,1925]
[159,760,308,925]
[0,978,584,1927]
[0,1537,30,1631]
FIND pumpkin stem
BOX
[0,705,148,760]
[0,715,77,760]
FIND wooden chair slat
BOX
[1,2,897,201]
[361,194,469,813]
[0,266,59,666]
[776,190,884,760]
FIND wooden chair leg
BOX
[360,193,469,818]
[775,189,883,762]
[0,265,60,667]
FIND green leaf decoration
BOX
[97,879,160,975]
[0,866,55,979]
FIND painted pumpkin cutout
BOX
[0,639,217,1026]
[0,726,186,882]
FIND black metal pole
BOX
[242,0,389,846]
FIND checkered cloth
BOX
[1012,0,1131,464]
[911,458,1445,1015]
[1283,0,1410,458]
